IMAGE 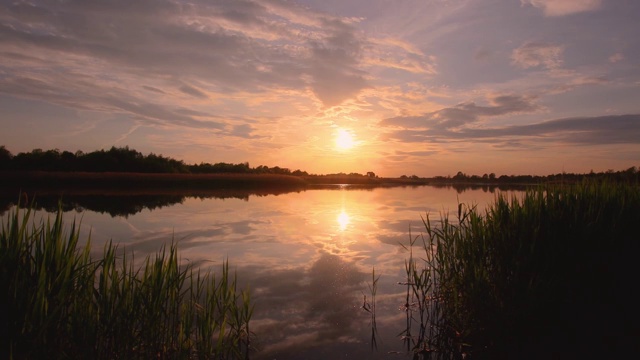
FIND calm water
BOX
[2,185,523,359]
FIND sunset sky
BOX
[1,0,639,177]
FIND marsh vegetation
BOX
[393,181,639,359]
[1,204,253,359]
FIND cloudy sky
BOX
[1,0,639,176]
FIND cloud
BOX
[474,48,492,62]
[306,17,369,106]
[179,84,208,99]
[521,0,602,17]
[142,85,166,94]
[0,74,224,130]
[384,114,640,146]
[365,37,437,75]
[608,53,624,63]
[511,42,564,69]
[0,0,385,125]
[394,150,440,157]
[495,114,640,145]
[380,94,539,129]
[229,124,259,139]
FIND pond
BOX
[1,184,525,359]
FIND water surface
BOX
[2,185,522,359]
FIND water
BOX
[1,185,523,359]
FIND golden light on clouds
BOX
[0,0,638,177]
[335,128,356,151]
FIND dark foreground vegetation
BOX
[1,206,252,359]
[394,181,640,359]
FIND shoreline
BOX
[0,170,546,196]
[0,170,429,191]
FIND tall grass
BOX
[362,267,380,351]
[400,181,640,359]
[1,203,253,359]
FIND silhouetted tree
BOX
[0,146,12,169]
[454,171,466,180]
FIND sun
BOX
[335,128,356,150]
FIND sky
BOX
[1,0,639,177]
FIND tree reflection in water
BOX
[0,188,301,217]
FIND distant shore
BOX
[0,170,433,194]
[0,171,304,192]
[1,169,635,196]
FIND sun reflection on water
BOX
[337,210,350,231]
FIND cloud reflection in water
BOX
[244,252,366,359]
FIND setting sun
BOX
[335,129,356,150]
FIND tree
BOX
[0,145,13,169]
[453,171,467,180]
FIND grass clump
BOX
[1,203,253,360]
[401,181,640,359]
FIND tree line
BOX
[1,145,637,183]
[0,146,309,175]
[426,168,640,184]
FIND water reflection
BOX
[244,252,366,359]
[0,185,524,358]
[0,184,528,217]
[0,188,303,217]
[337,210,350,231]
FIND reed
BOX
[362,267,380,351]
[1,202,253,359]
[399,181,640,359]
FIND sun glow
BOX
[335,128,356,150]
